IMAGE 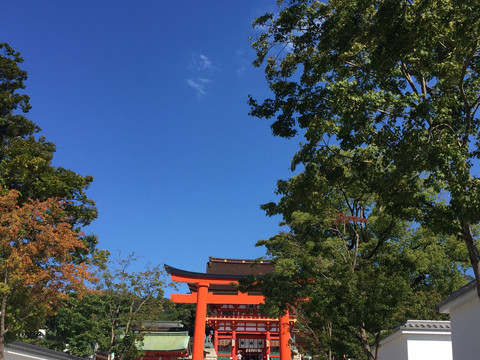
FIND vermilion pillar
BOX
[231,330,236,360]
[266,329,271,360]
[279,311,291,360]
[214,328,218,353]
[193,282,209,360]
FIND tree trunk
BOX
[460,221,480,298]
[0,295,7,360]
[359,327,376,360]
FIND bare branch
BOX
[400,62,419,95]
[421,76,427,98]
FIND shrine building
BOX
[135,321,190,360]
[165,258,295,360]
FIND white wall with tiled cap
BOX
[439,281,480,360]
[377,320,452,360]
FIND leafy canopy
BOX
[0,188,98,356]
[0,42,105,357]
[241,148,468,359]
[0,42,98,244]
[249,0,480,293]
[28,255,174,360]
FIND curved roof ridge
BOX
[164,264,248,279]
[208,257,271,263]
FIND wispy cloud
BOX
[185,53,219,96]
[198,54,212,70]
[236,66,246,78]
[189,53,218,71]
[185,78,210,96]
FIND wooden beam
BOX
[170,292,265,305]
[206,316,279,322]
[170,274,240,285]
[171,293,197,303]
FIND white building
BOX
[438,280,480,360]
[376,320,452,360]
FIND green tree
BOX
[0,42,98,253]
[249,0,480,295]
[159,301,196,334]
[240,151,468,359]
[0,41,105,349]
[29,255,172,360]
[101,255,169,360]
[31,294,109,357]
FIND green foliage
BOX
[159,301,196,334]
[240,148,468,359]
[26,255,172,360]
[0,42,98,235]
[0,41,105,355]
[29,294,108,357]
[4,288,49,344]
[249,0,480,292]
[100,255,169,360]
[248,4,480,357]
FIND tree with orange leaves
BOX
[0,188,97,360]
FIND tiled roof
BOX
[207,257,274,276]
[138,331,190,352]
[6,341,88,360]
[140,321,184,331]
[397,320,451,331]
[379,320,451,347]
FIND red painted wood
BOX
[279,311,291,360]
[171,292,265,305]
[192,283,209,360]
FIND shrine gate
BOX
[165,258,294,360]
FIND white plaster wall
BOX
[377,332,452,360]
[377,333,407,360]
[406,335,452,360]
[449,296,480,360]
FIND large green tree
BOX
[100,255,169,360]
[241,149,468,359]
[0,42,104,347]
[0,42,98,251]
[249,0,480,295]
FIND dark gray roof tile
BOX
[7,342,88,360]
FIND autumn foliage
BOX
[332,213,368,226]
[0,188,97,357]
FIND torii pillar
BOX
[193,282,209,360]
[279,310,291,360]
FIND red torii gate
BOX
[165,262,292,360]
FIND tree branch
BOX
[459,46,477,110]
[400,62,419,95]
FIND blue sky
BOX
[1,1,300,283]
